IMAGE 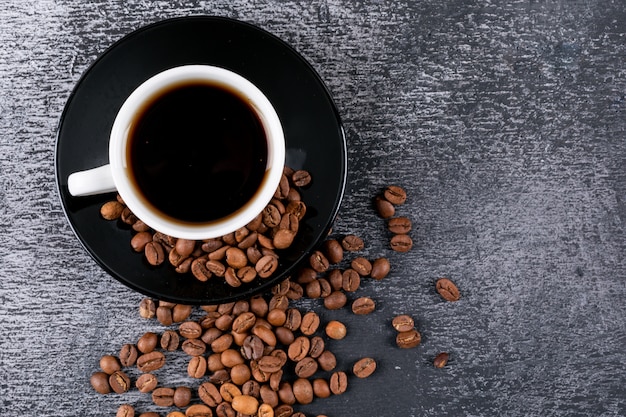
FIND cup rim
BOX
[109,64,285,240]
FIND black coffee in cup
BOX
[127,80,268,223]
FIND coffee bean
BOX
[274,228,296,249]
[221,349,244,368]
[90,371,111,394]
[291,170,312,187]
[220,382,242,403]
[207,352,224,372]
[396,328,422,349]
[300,311,320,335]
[232,394,260,415]
[136,373,158,393]
[286,281,304,300]
[152,387,175,407]
[131,231,153,252]
[138,413,160,417]
[161,329,180,351]
[328,269,343,291]
[341,268,361,291]
[258,355,283,373]
[232,311,256,333]
[317,350,337,371]
[209,369,231,385]
[293,378,314,404]
[270,368,284,391]
[329,371,348,395]
[206,260,226,277]
[262,204,282,228]
[172,304,193,322]
[116,404,135,417]
[156,305,173,326]
[277,381,296,405]
[241,335,264,360]
[353,357,377,378]
[139,298,156,319]
[352,297,376,315]
[309,336,325,358]
[295,357,318,378]
[216,402,236,417]
[199,381,223,407]
[285,200,307,221]
[109,370,131,394]
[241,380,260,398]
[392,314,415,332]
[436,277,460,301]
[370,257,391,280]
[284,308,302,331]
[275,326,295,345]
[119,344,138,367]
[183,338,207,356]
[274,404,294,417]
[168,411,186,417]
[258,403,274,417]
[351,257,372,277]
[137,332,158,353]
[434,352,449,368]
[256,255,278,278]
[305,279,322,298]
[101,200,124,220]
[179,321,203,339]
[388,216,412,234]
[383,185,407,205]
[267,308,287,327]
[120,207,137,225]
[249,296,269,318]
[191,257,212,282]
[185,404,213,417]
[325,320,347,340]
[210,333,233,353]
[374,195,395,218]
[322,239,344,264]
[187,355,207,378]
[309,250,330,273]
[260,384,279,407]
[288,336,311,362]
[99,355,121,375]
[390,233,413,252]
[269,294,289,311]
[323,291,347,310]
[341,234,364,251]
[137,351,166,372]
[313,378,331,399]
[174,386,192,407]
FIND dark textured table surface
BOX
[1,1,625,416]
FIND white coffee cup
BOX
[67,65,285,240]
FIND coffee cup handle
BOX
[67,165,117,197]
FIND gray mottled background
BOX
[1,1,625,416]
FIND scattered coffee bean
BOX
[187,355,207,379]
[341,234,364,251]
[161,329,180,351]
[136,373,158,393]
[370,257,391,280]
[293,378,314,404]
[291,170,312,187]
[374,195,395,218]
[231,394,260,415]
[136,351,166,372]
[351,257,372,277]
[436,277,460,301]
[396,329,422,349]
[317,350,337,371]
[137,331,158,353]
[300,311,320,335]
[139,298,156,319]
[198,381,222,407]
[325,320,347,340]
[329,371,348,395]
[383,185,407,205]
[322,239,344,264]
[353,357,377,378]
[119,343,138,367]
[101,200,125,220]
[185,404,213,417]
[109,370,131,394]
[99,355,121,375]
[434,352,449,368]
[116,404,135,417]
[392,314,415,332]
[388,216,412,234]
[341,269,361,292]
[352,297,376,315]
[90,371,111,394]
[390,233,413,252]
[323,291,347,310]
[152,386,175,407]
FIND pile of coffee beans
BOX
[99,168,312,287]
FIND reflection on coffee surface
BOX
[128,81,268,223]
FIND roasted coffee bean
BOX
[351,257,372,277]
[352,297,376,315]
[252,325,277,347]
[396,329,422,349]
[295,357,318,378]
[241,380,261,398]
[136,373,158,393]
[101,200,124,220]
[328,269,343,291]
[232,395,259,415]
[313,378,331,399]
[174,386,192,407]
[249,296,269,318]
[309,250,329,273]
[138,413,160,417]
[262,205,282,228]
[233,300,250,315]
[172,304,193,322]
[270,369,283,391]
[176,258,192,274]
[208,245,229,261]
[392,314,415,332]
[274,229,296,250]
[207,352,225,372]
[191,257,212,282]
[436,277,460,301]
[374,195,395,218]
[137,332,158,353]
[206,260,226,277]
[260,384,279,408]
[256,255,278,278]
[370,257,391,280]
[161,329,180,351]
[284,308,302,331]
[257,355,283,373]
[145,241,165,265]
[109,370,131,394]
[267,308,287,327]
[434,352,449,368]
[220,382,242,403]
[185,404,213,417]
[168,410,186,417]
[132,219,151,232]
[168,248,188,267]
[288,336,310,362]
[220,349,244,368]
[291,170,312,187]
[241,335,264,360]
[199,311,220,329]
[137,351,166,372]
[388,216,412,234]
[99,355,121,375]
[325,320,347,340]
[202,239,223,253]
[139,298,156,319]
[300,311,320,335]
[152,387,175,407]
[322,239,344,264]
[274,404,294,417]
[341,234,364,251]
[232,311,256,333]
[305,280,321,298]
[238,230,258,249]
[390,234,413,252]
[199,381,222,407]
[278,382,296,405]
[119,344,138,367]
[286,281,304,300]
[188,355,207,378]
[216,402,236,417]
[116,404,135,417]
[90,371,111,394]
[317,350,337,372]
[225,247,247,269]
[121,207,138,225]
[210,333,233,353]
[293,378,314,404]
[131,232,153,252]
[156,305,173,326]
[353,357,377,378]
[269,294,289,311]
[308,336,325,359]
[296,267,317,285]
[209,368,231,385]
[384,185,407,205]
[342,268,361,292]
[257,403,274,417]
[183,338,207,356]
[285,200,307,221]
[323,291,347,310]
[329,371,348,395]
[275,326,295,345]
[159,300,177,309]
[179,321,203,339]
[224,267,241,287]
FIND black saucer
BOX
[55,16,346,305]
